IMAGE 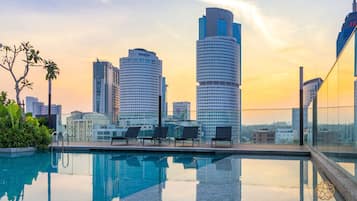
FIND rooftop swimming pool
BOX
[0,151,343,201]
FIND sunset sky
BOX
[0,0,352,119]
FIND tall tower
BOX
[337,0,357,56]
[93,60,120,123]
[119,49,162,126]
[197,8,242,143]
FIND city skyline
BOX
[0,0,351,116]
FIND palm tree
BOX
[43,60,60,128]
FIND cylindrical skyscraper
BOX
[197,8,242,143]
[119,49,162,125]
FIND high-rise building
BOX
[119,49,162,126]
[173,102,191,120]
[337,0,357,56]
[197,8,242,142]
[162,77,168,119]
[292,108,308,138]
[93,60,120,124]
[303,78,323,107]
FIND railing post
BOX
[312,96,318,146]
[300,66,304,146]
[299,160,304,201]
[158,76,162,138]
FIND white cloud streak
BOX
[198,0,287,47]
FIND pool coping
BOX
[50,144,310,157]
[308,146,357,201]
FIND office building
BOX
[119,48,162,126]
[66,111,110,141]
[25,96,40,115]
[303,78,323,107]
[252,129,275,144]
[197,8,242,142]
[162,77,168,119]
[275,128,296,144]
[337,0,357,56]
[173,102,191,120]
[93,60,120,123]
[25,96,62,130]
[292,108,308,138]
[92,125,127,142]
[25,96,61,117]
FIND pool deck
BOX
[50,142,310,156]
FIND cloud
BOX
[99,0,112,4]
[197,0,290,48]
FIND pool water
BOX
[0,152,344,201]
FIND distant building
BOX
[25,96,61,117]
[164,120,202,139]
[162,77,168,119]
[252,129,275,144]
[275,128,296,144]
[197,8,242,143]
[303,78,323,107]
[292,108,308,138]
[25,96,62,130]
[337,0,357,56]
[173,102,191,121]
[25,96,40,115]
[119,48,162,126]
[93,60,120,124]
[92,125,126,142]
[317,126,354,145]
[66,111,110,141]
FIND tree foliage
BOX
[0,42,60,107]
[0,91,51,149]
[0,42,43,105]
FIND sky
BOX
[0,0,352,119]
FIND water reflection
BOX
[0,153,55,201]
[0,152,347,201]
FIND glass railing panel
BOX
[56,109,313,146]
[241,108,300,145]
[308,29,357,180]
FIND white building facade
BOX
[275,128,296,144]
[197,8,242,143]
[119,48,162,126]
[66,111,110,142]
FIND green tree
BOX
[43,60,60,128]
[0,91,13,106]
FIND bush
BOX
[0,99,52,149]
